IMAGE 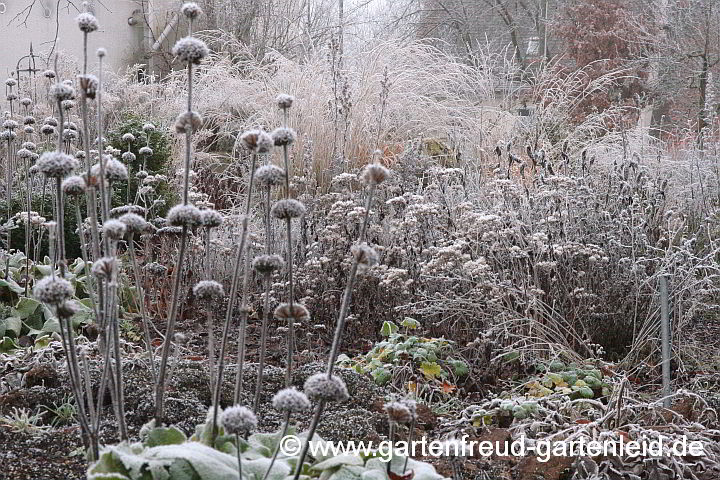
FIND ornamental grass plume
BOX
[155,1,209,426]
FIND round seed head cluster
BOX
[22,141,36,151]
[56,301,78,319]
[384,401,412,424]
[303,373,349,403]
[122,151,136,163]
[20,97,32,107]
[24,126,34,135]
[276,94,294,110]
[201,209,223,228]
[17,148,33,159]
[220,405,257,436]
[272,388,311,413]
[91,257,115,279]
[252,254,284,274]
[271,127,296,147]
[180,2,202,19]
[362,163,390,185]
[240,130,273,154]
[142,123,156,133]
[104,158,129,182]
[274,303,310,322]
[78,74,99,99]
[400,398,417,422]
[97,47,106,58]
[33,276,74,305]
[62,100,76,111]
[50,82,75,101]
[76,12,99,32]
[351,243,378,267]
[40,125,56,136]
[145,262,167,276]
[122,133,136,143]
[24,116,35,125]
[118,213,148,234]
[136,170,148,179]
[271,199,305,220]
[173,37,209,65]
[43,70,56,79]
[254,165,285,187]
[103,219,127,240]
[175,111,203,134]
[62,175,87,196]
[3,119,19,130]
[44,117,58,127]
[37,152,77,178]
[139,146,153,156]
[167,204,202,228]
[193,280,225,302]
[6,78,17,87]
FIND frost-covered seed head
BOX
[303,373,349,403]
[40,125,56,136]
[91,257,115,279]
[24,126,34,135]
[23,116,35,125]
[20,97,32,107]
[142,123,156,133]
[111,205,147,217]
[63,130,78,142]
[271,199,306,220]
[22,141,36,151]
[136,170,148,179]
[62,100,75,111]
[17,148,33,159]
[122,133,136,143]
[252,254,284,275]
[274,303,310,322]
[400,398,417,422]
[50,82,75,101]
[92,157,128,182]
[75,151,86,160]
[240,130,273,154]
[28,165,39,175]
[118,213,148,234]
[351,243,378,267]
[122,151,136,163]
[56,301,77,319]
[3,119,18,130]
[43,70,56,79]
[103,219,127,240]
[193,280,225,302]
[97,48,107,58]
[76,12,99,32]
[173,37,209,64]
[139,146,153,156]
[271,127,296,147]
[175,111,203,134]
[33,276,74,305]
[254,165,285,187]
[362,163,390,185]
[78,74,99,99]
[167,204,202,228]
[5,78,17,87]
[181,2,202,19]
[384,401,412,424]
[276,94,294,110]
[201,209,223,228]
[44,117,58,127]
[272,388,311,413]
[144,262,167,276]
[37,152,77,178]
[220,405,257,436]
[62,176,87,196]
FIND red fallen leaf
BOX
[185,356,205,361]
[575,419,591,424]
[441,381,456,394]
[151,339,163,347]
[389,470,414,480]
[616,430,630,442]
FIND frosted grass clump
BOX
[34,277,74,305]
[254,165,285,187]
[272,388,311,413]
[271,199,306,219]
[304,374,349,403]
[271,127,296,146]
[173,37,209,65]
[220,406,257,436]
[167,204,202,228]
[37,152,77,178]
[240,130,273,154]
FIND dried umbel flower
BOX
[254,165,285,187]
[362,163,390,185]
[351,243,378,267]
[276,94,294,110]
[122,151,136,163]
[240,129,273,154]
[103,219,127,240]
[174,111,203,134]
[173,37,209,65]
[304,373,349,403]
[40,125,56,136]
[78,74,99,99]
[274,303,310,322]
[76,12,99,32]
[22,141,36,151]
[62,175,87,196]
[121,133,136,143]
[271,199,306,220]
[23,116,35,125]
[384,401,412,425]
[118,213,148,234]
[220,406,257,436]
[271,127,296,147]
[252,254,284,274]
[91,257,115,279]
[181,2,203,20]
[145,262,168,276]
[5,78,17,87]
[201,209,223,228]
[92,157,129,182]
[3,119,19,130]
[139,146,153,156]
[193,280,225,302]
[33,276,74,305]
[167,204,202,228]
[37,152,77,178]
[17,148,33,159]
[272,388,311,413]
[50,82,75,101]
